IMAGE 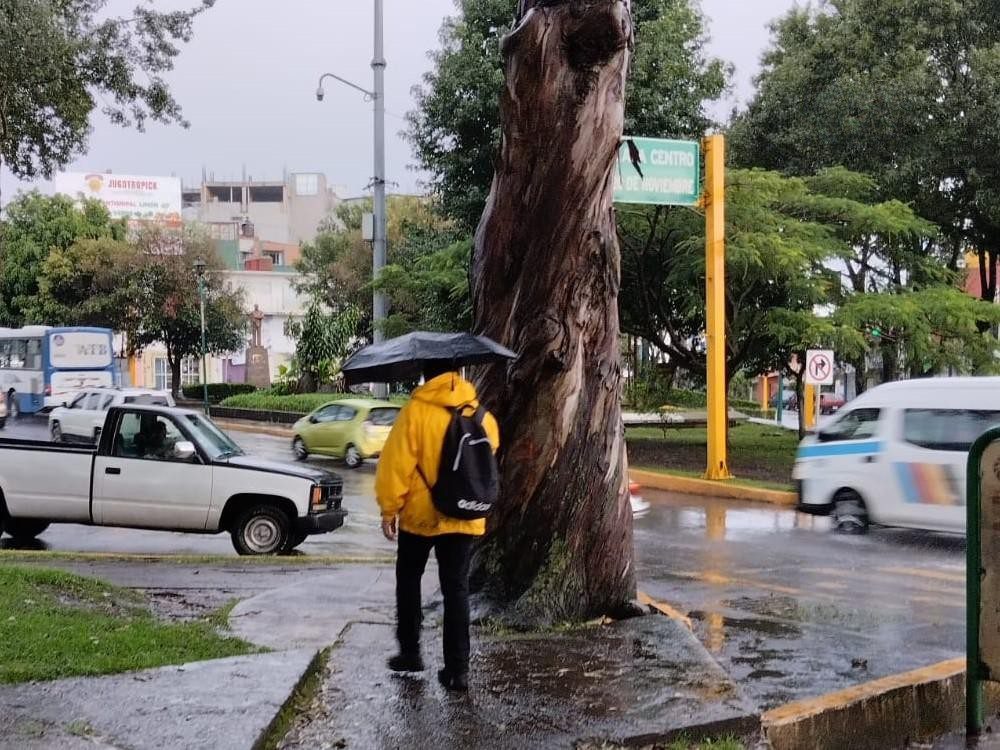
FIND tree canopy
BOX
[407,0,730,230]
[730,0,1000,303]
[0,0,213,182]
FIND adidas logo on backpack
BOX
[418,403,498,520]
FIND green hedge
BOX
[219,392,409,414]
[181,383,257,403]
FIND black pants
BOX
[396,530,474,674]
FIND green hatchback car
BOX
[292,399,400,468]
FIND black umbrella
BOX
[341,331,516,385]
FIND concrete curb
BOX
[761,657,995,750]
[629,468,797,507]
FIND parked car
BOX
[49,388,174,444]
[0,405,346,554]
[794,377,1000,534]
[820,393,846,415]
[292,399,401,468]
[769,389,797,410]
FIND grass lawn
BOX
[0,565,259,684]
[626,422,799,489]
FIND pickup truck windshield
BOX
[180,414,245,460]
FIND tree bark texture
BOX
[470,0,635,625]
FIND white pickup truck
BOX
[0,405,346,555]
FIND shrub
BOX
[218,392,410,414]
[181,383,257,403]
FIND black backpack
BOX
[418,403,499,520]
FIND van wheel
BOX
[344,445,363,469]
[4,519,50,541]
[231,504,291,556]
[833,490,869,534]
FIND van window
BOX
[903,409,1000,452]
[819,408,881,442]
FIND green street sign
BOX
[613,137,701,206]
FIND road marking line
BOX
[879,566,964,583]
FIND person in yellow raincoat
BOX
[375,362,499,691]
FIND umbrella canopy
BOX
[342,331,517,385]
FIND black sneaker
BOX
[437,669,469,692]
[387,653,425,672]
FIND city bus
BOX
[0,327,117,417]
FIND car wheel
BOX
[51,422,62,443]
[4,518,50,542]
[292,437,308,461]
[231,504,292,556]
[832,490,869,534]
[344,444,363,469]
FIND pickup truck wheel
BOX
[286,531,308,552]
[292,437,308,461]
[231,505,291,556]
[344,445,363,469]
[4,519,50,541]
[51,422,63,443]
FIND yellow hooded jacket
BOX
[375,372,499,537]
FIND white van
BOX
[794,377,1000,534]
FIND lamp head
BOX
[193,259,207,277]
[315,86,325,102]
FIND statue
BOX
[250,304,264,348]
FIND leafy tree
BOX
[126,229,246,398]
[284,303,361,393]
[295,196,451,337]
[0,192,124,326]
[0,0,213,185]
[374,231,472,338]
[407,0,730,230]
[29,236,141,330]
[730,0,1000,305]
[619,168,934,388]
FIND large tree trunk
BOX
[470,0,635,626]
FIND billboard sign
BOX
[55,172,182,228]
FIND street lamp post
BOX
[193,260,209,415]
[316,0,387,397]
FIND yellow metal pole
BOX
[804,385,816,430]
[703,134,732,480]
[760,376,770,412]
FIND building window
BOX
[154,357,201,391]
[295,173,319,196]
[264,251,284,266]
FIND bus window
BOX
[8,340,25,369]
[25,339,41,370]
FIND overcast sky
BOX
[1,0,800,203]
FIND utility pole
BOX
[371,0,388,398]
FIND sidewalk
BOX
[228,568,758,748]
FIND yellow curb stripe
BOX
[629,469,796,507]
[637,590,693,630]
[762,657,966,727]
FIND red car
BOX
[820,394,845,414]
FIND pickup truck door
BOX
[92,411,214,530]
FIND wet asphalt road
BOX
[0,417,967,709]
